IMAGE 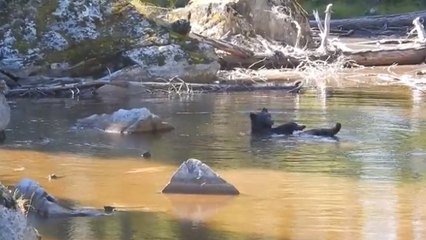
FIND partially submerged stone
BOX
[76,108,174,134]
[14,178,106,218]
[162,158,239,195]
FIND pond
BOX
[0,84,426,240]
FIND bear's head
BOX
[249,108,274,133]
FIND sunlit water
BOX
[1,85,426,240]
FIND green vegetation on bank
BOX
[302,0,426,18]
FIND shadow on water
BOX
[29,194,256,240]
[31,210,277,240]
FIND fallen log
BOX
[5,80,108,98]
[220,6,426,68]
[342,43,426,66]
[309,10,426,36]
[217,69,303,82]
[219,51,308,69]
[190,32,254,59]
[109,79,303,93]
[336,17,426,66]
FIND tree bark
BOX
[310,10,426,34]
[110,80,303,93]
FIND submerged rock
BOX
[162,158,240,195]
[76,107,175,134]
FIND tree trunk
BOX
[310,10,426,34]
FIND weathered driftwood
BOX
[218,51,308,69]
[190,32,254,58]
[412,17,426,42]
[316,4,333,53]
[110,79,303,93]
[310,10,426,36]
[214,6,426,68]
[311,5,426,66]
[217,69,303,82]
[342,45,426,66]
[332,16,426,66]
[5,79,108,98]
[375,65,426,93]
[354,39,415,45]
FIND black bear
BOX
[249,108,306,135]
[249,108,341,137]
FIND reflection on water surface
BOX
[1,85,426,240]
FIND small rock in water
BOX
[142,151,152,159]
[162,158,239,195]
[104,206,116,213]
[48,174,63,181]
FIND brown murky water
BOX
[1,84,426,240]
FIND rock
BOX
[162,158,240,195]
[171,19,191,35]
[0,80,10,142]
[76,107,175,134]
[14,178,107,218]
[168,0,313,50]
[0,182,39,240]
[109,43,219,83]
[142,151,152,159]
[0,183,15,209]
[0,207,40,240]
[0,0,219,83]
[103,206,116,213]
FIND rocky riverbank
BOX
[1,0,426,97]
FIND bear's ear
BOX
[249,112,256,120]
[261,108,268,112]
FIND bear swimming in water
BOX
[249,108,341,137]
[249,108,306,136]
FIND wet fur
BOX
[250,108,341,137]
[249,108,306,135]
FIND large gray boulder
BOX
[0,0,219,83]
[162,158,239,195]
[76,107,174,134]
[167,0,313,50]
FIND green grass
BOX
[302,0,426,18]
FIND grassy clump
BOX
[303,0,426,18]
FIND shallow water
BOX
[1,85,426,240]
